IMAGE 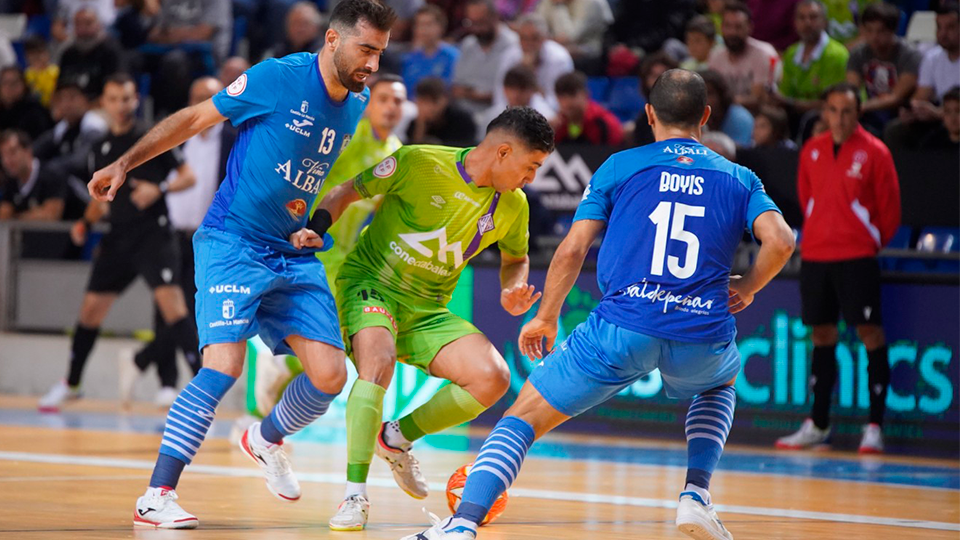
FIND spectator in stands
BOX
[702,130,737,160]
[496,13,574,109]
[753,105,797,149]
[23,37,59,108]
[885,2,960,149]
[633,53,680,147]
[263,2,324,60]
[382,0,426,41]
[553,70,623,146]
[610,0,696,60]
[708,2,781,112]
[919,86,960,150]
[0,130,65,221]
[778,82,900,455]
[218,56,252,88]
[402,5,460,99]
[146,0,232,116]
[59,8,124,99]
[452,0,519,114]
[34,78,109,220]
[701,69,754,146]
[776,0,849,115]
[746,0,800,51]
[497,0,539,20]
[823,0,875,46]
[534,0,613,61]
[407,77,478,146]
[113,0,160,51]
[0,67,53,140]
[846,3,921,133]
[478,64,556,140]
[51,0,118,50]
[681,15,717,72]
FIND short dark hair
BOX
[822,82,862,110]
[554,71,587,97]
[797,0,827,17]
[104,72,137,91]
[723,1,753,23]
[0,65,24,83]
[0,129,32,150]
[937,0,959,17]
[757,105,789,142]
[415,4,447,30]
[648,69,707,128]
[330,0,397,34]
[503,65,537,90]
[23,36,48,55]
[486,106,555,153]
[55,75,86,95]
[943,85,960,104]
[415,76,447,101]
[369,73,404,90]
[685,15,716,41]
[861,3,900,31]
[465,0,496,15]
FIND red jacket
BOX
[555,101,624,147]
[798,126,901,262]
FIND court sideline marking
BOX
[0,450,956,532]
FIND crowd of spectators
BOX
[0,0,956,231]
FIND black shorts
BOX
[87,224,182,293]
[800,257,882,327]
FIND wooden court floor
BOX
[0,396,957,539]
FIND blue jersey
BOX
[575,138,780,343]
[205,53,369,253]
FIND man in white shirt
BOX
[494,12,574,110]
[452,0,519,114]
[478,64,556,140]
[707,2,781,112]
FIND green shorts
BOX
[335,277,481,373]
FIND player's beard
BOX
[333,48,372,93]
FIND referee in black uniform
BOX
[38,73,201,411]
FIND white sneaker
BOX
[154,387,178,408]
[254,353,291,417]
[775,419,830,450]
[133,487,199,529]
[859,423,884,454]
[328,494,371,531]
[118,348,141,408]
[239,422,301,502]
[38,380,81,412]
[376,423,428,499]
[399,511,477,540]
[676,491,733,540]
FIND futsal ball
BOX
[446,462,509,526]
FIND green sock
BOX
[397,383,486,442]
[346,379,386,483]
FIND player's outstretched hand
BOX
[518,317,557,360]
[501,283,542,316]
[88,161,126,202]
[728,275,754,314]
[289,228,324,250]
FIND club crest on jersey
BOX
[227,73,247,96]
[477,213,495,235]
[373,156,397,178]
[300,101,309,114]
[676,156,694,164]
[286,199,307,219]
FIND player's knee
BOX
[356,350,396,387]
[856,325,885,350]
[476,360,511,400]
[811,325,839,347]
[306,360,347,395]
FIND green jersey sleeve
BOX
[354,147,410,199]
[498,193,530,258]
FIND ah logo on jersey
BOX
[374,156,397,178]
[227,74,247,96]
[399,228,464,268]
[286,198,307,219]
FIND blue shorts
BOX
[528,311,740,417]
[193,227,344,356]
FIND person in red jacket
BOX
[777,82,901,454]
[553,71,624,146]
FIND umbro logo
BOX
[431,195,446,209]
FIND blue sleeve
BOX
[573,154,618,223]
[442,46,460,84]
[212,59,280,126]
[744,170,781,234]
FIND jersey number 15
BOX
[648,202,705,280]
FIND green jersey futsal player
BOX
[299,107,554,531]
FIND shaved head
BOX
[649,69,707,128]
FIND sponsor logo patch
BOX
[286,198,307,219]
[227,74,247,96]
[373,156,397,178]
[363,306,398,330]
[676,156,694,164]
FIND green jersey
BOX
[780,35,849,101]
[339,145,530,304]
[312,118,402,291]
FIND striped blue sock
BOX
[456,416,535,526]
[685,385,736,491]
[151,367,236,488]
[259,373,337,444]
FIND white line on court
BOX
[0,450,956,532]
